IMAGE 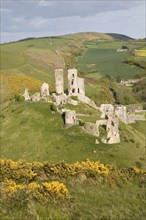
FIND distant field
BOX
[78,47,145,78]
[86,40,146,50]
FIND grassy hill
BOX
[106,33,134,40]
[1,32,145,168]
[1,101,145,169]
[0,32,146,220]
[1,32,145,105]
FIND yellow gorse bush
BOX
[2,179,26,197]
[70,159,110,175]
[0,159,37,183]
[131,167,146,175]
[46,159,110,176]
[42,181,69,199]
[1,179,69,203]
[0,73,42,97]
[134,50,146,57]
[1,159,146,205]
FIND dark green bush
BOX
[14,94,25,102]
[79,120,85,126]
[50,103,57,112]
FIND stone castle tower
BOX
[68,69,78,95]
[55,69,64,94]
[68,68,85,96]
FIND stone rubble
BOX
[23,88,31,101]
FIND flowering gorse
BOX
[1,179,25,197]
[131,167,146,175]
[1,159,145,206]
[44,159,110,177]
[0,159,37,183]
[134,50,146,57]
[42,181,69,199]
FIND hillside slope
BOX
[1,101,145,169]
[106,33,134,40]
[0,32,145,167]
[1,32,145,104]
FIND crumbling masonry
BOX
[68,68,85,96]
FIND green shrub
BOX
[14,94,25,102]
[50,103,57,112]
[79,120,85,126]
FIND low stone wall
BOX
[78,94,99,110]
[83,122,99,137]
[127,114,145,124]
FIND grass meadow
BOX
[1,101,145,169]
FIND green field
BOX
[78,47,145,78]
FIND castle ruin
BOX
[22,68,145,145]
[68,69,85,96]
[65,110,77,125]
[55,69,64,94]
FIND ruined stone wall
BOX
[68,69,85,96]
[23,89,31,101]
[78,94,98,110]
[55,69,64,94]
[106,118,120,144]
[77,77,85,96]
[40,83,49,97]
[68,69,78,96]
[83,122,99,137]
[53,93,67,106]
[65,110,76,125]
[115,106,127,123]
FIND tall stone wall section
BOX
[55,69,64,94]
[68,69,78,96]
[77,77,85,96]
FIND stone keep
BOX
[68,69,78,95]
[68,69,85,96]
[65,110,76,125]
[40,83,49,97]
[55,69,64,94]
